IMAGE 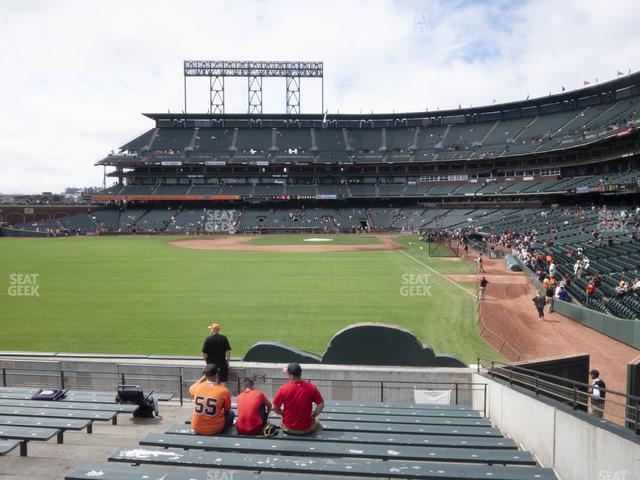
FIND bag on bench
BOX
[31,389,67,401]
[116,385,159,418]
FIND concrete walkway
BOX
[0,402,191,480]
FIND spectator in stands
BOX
[615,281,629,297]
[574,260,583,278]
[544,280,555,308]
[236,378,273,436]
[585,281,596,304]
[202,323,232,386]
[189,364,234,435]
[478,276,489,300]
[555,283,569,302]
[591,274,602,288]
[272,363,324,435]
[631,277,640,294]
[548,261,557,279]
[589,369,606,418]
[542,277,550,292]
[532,291,547,321]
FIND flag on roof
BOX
[561,86,565,91]
[617,70,624,76]
[583,80,590,86]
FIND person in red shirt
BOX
[586,281,596,304]
[189,364,234,435]
[236,378,272,435]
[272,363,324,435]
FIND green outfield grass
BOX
[0,235,501,363]
[246,234,383,245]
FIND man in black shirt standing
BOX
[589,369,606,418]
[202,323,232,386]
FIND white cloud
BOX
[0,0,638,193]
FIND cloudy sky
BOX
[0,0,638,194]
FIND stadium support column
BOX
[210,76,225,114]
[184,75,187,113]
[286,76,301,115]
[248,76,262,114]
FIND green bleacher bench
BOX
[230,402,480,418]
[321,406,479,416]
[0,388,173,403]
[166,425,517,449]
[230,399,474,412]
[66,463,363,480]
[0,388,40,400]
[323,400,473,410]
[269,411,490,426]
[0,405,117,424]
[0,440,20,456]
[185,416,500,436]
[109,447,557,479]
[0,424,59,456]
[63,391,174,403]
[0,398,138,413]
[141,432,535,465]
[0,415,93,438]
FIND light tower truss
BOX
[183,60,324,114]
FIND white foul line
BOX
[398,249,478,298]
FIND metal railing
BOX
[226,377,488,416]
[1,365,487,415]
[479,358,640,432]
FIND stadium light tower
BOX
[183,60,324,114]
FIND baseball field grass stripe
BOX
[398,250,478,298]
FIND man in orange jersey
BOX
[236,378,273,435]
[189,364,234,435]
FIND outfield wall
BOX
[475,372,640,480]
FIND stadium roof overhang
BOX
[143,70,640,122]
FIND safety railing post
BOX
[121,373,126,386]
[179,374,184,406]
[2,368,6,387]
[572,385,577,410]
[455,383,459,405]
[380,382,384,403]
[483,385,487,418]
[60,370,65,390]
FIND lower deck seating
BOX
[0,386,170,457]
[64,400,557,480]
